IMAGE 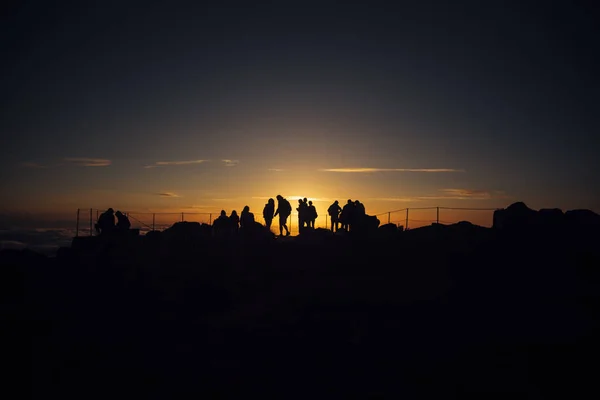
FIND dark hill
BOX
[3,204,600,398]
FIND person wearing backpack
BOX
[273,194,291,236]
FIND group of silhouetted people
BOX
[327,199,366,232]
[95,196,371,238]
[295,198,318,232]
[95,208,131,235]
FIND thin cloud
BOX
[222,159,239,167]
[370,189,506,202]
[181,204,218,210]
[437,189,491,199]
[154,159,208,166]
[369,197,422,202]
[64,157,111,167]
[268,168,285,172]
[20,162,47,169]
[156,192,181,198]
[319,168,464,173]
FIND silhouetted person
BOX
[95,208,115,235]
[302,198,309,226]
[274,194,291,236]
[240,206,255,229]
[328,200,342,232]
[341,200,354,231]
[263,198,275,230]
[115,211,131,231]
[353,200,366,232]
[213,210,230,237]
[297,199,307,233]
[229,210,240,234]
[307,201,317,229]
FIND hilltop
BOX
[3,202,600,398]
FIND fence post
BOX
[405,208,409,230]
[209,213,212,225]
[152,213,156,231]
[89,208,92,236]
[437,207,439,224]
[181,212,184,222]
[96,209,99,222]
[388,212,391,224]
[76,209,80,237]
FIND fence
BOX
[75,207,498,237]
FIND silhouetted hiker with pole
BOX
[115,211,131,231]
[274,194,291,236]
[341,200,354,231]
[229,210,239,234]
[95,208,115,235]
[328,200,342,232]
[307,200,317,229]
[263,198,275,230]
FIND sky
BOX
[1,0,598,229]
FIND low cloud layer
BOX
[319,168,464,173]
[64,157,111,167]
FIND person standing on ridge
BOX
[229,210,240,234]
[341,199,354,231]
[95,208,115,235]
[327,200,342,232]
[240,205,255,229]
[274,194,291,236]
[307,201,317,229]
[296,199,307,234]
[263,198,275,230]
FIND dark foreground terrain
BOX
[3,220,600,398]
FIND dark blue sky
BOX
[1,0,598,219]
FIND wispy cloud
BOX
[319,168,464,173]
[20,162,47,169]
[156,192,181,198]
[369,189,509,202]
[369,197,421,202]
[268,168,285,172]
[154,159,208,166]
[430,189,492,200]
[222,159,239,167]
[64,157,111,167]
[183,204,218,209]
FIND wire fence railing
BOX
[75,207,498,237]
